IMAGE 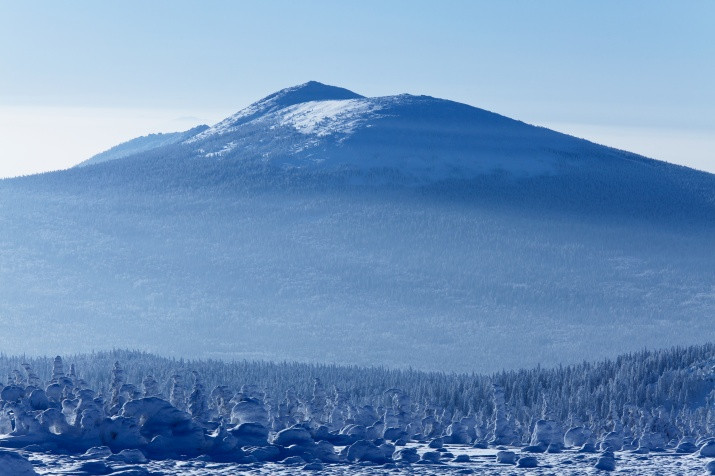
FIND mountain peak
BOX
[186,81,365,144]
[264,81,364,107]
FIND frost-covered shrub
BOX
[0,342,712,457]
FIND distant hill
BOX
[0,82,712,372]
[76,124,209,167]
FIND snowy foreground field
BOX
[8,444,715,475]
[1,345,714,475]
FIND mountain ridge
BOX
[77,124,210,168]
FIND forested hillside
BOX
[1,343,714,446]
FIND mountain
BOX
[71,80,713,220]
[0,82,713,372]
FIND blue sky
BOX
[1,0,713,177]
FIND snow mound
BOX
[0,449,38,476]
[701,440,715,457]
[517,455,538,467]
[595,452,616,471]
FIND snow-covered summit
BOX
[186,81,364,144]
[177,81,634,180]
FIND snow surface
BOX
[185,81,364,144]
[277,99,384,137]
[16,444,715,475]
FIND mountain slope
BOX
[77,124,209,167]
[0,82,713,372]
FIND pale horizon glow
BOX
[1,0,713,178]
[0,106,233,178]
[541,122,715,174]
